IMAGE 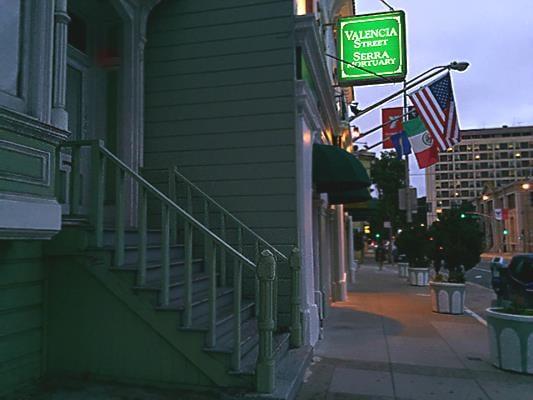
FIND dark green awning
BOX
[313,144,371,193]
[344,199,379,221]
[328,188,372,205]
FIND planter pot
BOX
[408,267,429,286]
[398,262,409,278]
[487,308,533,374]
[429,281,465,314]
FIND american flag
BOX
[408,73,460,151]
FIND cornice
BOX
[0,107,68,145]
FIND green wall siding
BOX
[0,241,45,396]
[144,0,298,251]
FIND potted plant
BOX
[486,254,533,374]
[428,207,483,314]
[396,225,430,286]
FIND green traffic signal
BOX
[460,213,466,219]
[503,229,509,235]
[375,233,381,239]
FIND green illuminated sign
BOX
[337,11,407,86]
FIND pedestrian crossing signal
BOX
[363,225,371,234]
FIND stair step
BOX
[157,287,233,316]
[102,228,162,247]
[105,244,184,265]
[108,259,203,287]
[208,317,258,357]
[133,272,211,306]
[238,332,291,376]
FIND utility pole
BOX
[403,80,412,223]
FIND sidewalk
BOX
[296,262,533,400]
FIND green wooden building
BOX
[0,0,365,398]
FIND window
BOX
[0,0,26,110]
[507,193,516,209]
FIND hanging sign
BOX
[337,11,407,86]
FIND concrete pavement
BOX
[296,262,533,400]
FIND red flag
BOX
[381,107,404,149]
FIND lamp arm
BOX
[353,66,449,120]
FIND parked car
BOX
[502,254,533,308]
[490,256,508,295]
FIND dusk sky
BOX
[352,0,533,196]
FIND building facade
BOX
[426,125,533,225]
[473,181,532,254]
[0,0,363,397]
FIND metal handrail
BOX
[59,139,255,269]
[168,166,288,262]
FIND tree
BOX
[369,152,406,237]
[430,205,483,282]
[396,225,430,267]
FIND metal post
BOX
[403,80,412,223]
[256,250,276,394]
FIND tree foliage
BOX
[396,225,430,267]
[429,205,483,282]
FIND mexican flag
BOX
[403,117,439,169]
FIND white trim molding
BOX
[0,193,61,239]
[295,15,341,136]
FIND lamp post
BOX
[349,61,469,126]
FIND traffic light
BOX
[363,225,371,234]
[460,213,466,219]
[503,229,509,236]
[375,233,381,239]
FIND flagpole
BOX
[403,79,412,224]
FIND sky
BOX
[351,0,533,196]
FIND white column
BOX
[51,0,70,129]
[318,198,331,317]
[346,214,355,284]
[331,205,347,301]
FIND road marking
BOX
[472,267,491,273]
[415,293,430,297]
[475,275,482,279]
[464,307,487,327]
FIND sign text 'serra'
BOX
[337,11,407,86]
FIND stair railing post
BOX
[289,247,303,348]
[203,199,210,260]
[219,213,227,287]
[206,240,217,348]
[231,254,242,371]
[161,203,170,306]
[256,249,276,394]
[70,144,81,216]
[115,168,126,266]
[183,220,193,327]
[169,167,177,244]
[90,142,105,248]
[137,187,148,286]
[254,239,260,317]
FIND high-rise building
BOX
[426,125,533,224]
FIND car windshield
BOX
[509,256,533,283]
